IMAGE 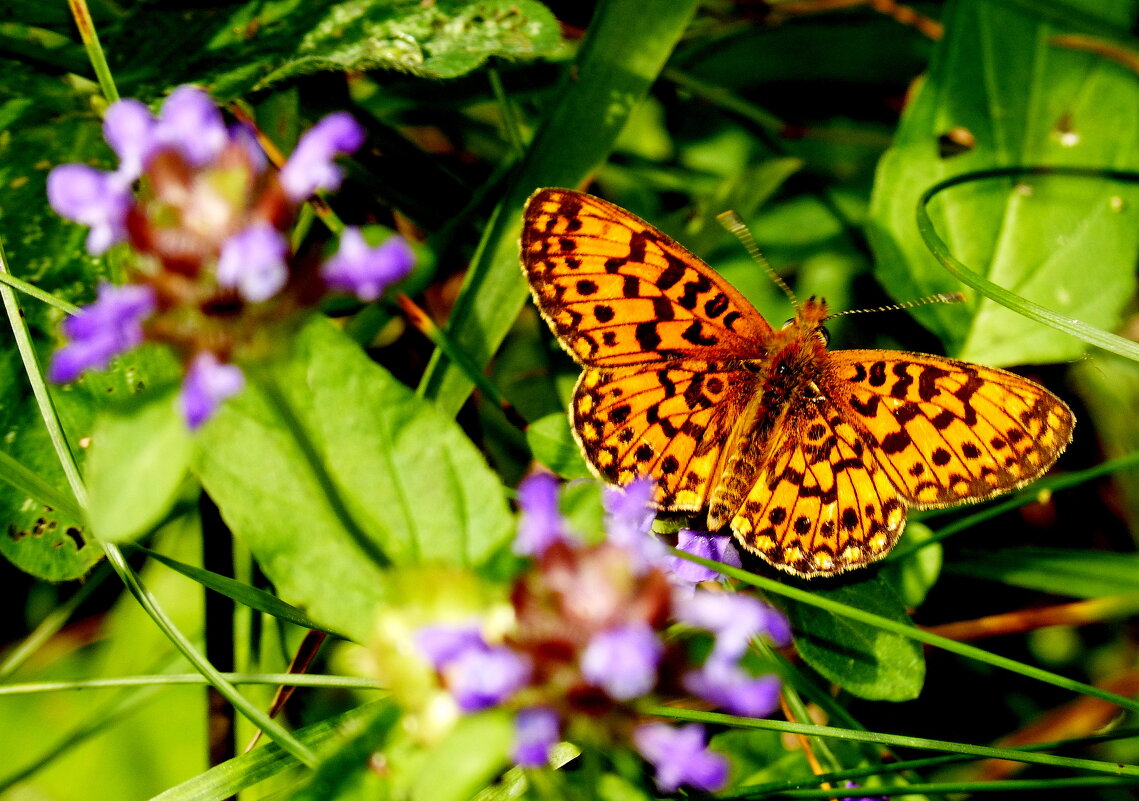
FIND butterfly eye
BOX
[816,327,831,345]
[781,318,795,329]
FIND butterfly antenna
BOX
[716,210,798,309]
[823,292,966,321]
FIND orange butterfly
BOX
[520,188,1074,578]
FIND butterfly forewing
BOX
[827,351,1074,508]
[521,188,771,367]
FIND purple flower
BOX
[321,228,413,302]
[47,164,131,255]
[514,707,559,767]
[514,472,573,557]
[580,621,663,700]
[415,623,487,670]
[155,86,228,168]
[279,112,365,201]
[443,646,531,712]
[603,477,666,572]
[103,98,157,181]
[683,658,780,718]
[49,283,155,382]
[216,224,289,302]
[180,353,244,430]
[677,591,792,660]
[633,723,728,792]
[667,529,742,587]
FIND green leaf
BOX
[946,547,1139,597]
[411,710,514,801]
[85,391,191,543]
[1071,353,1139,532]
[110,0,562,100]
[420,0,701,416]
[866,0,1139,365]
[193,317,513,641]
[881,522,942,608]
[782,574,925,701]
[526,413,591,479]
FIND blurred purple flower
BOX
[279,112,365,201]
[415,623,487,670]
[216,223,289,302]
[514,707,559,767]
[514,472,574,557]
[48,283,155,382]
[103,98,156,181]
[47,164,131,255]
[181,353,245,430]
[581,621,663,700]
[633,723,728,792]
[603,477,666,572]
[677,590,791,660]
[155,85,228,167]
[321,228,413,302]
[667,529,742,587]
[683,658,780,718]
[444,645,531,712]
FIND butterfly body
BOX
[522,188,1074,578]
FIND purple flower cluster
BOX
[46,85,415,428]
[415,475,790,792]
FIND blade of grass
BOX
[675,549,1139,715]
[124,544,344,638]
[418,0,701,416]
[0,673,383,695]
[648,706,1139,777]
[731,727,1139,797]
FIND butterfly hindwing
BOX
[522,188,771,368]
[728,395,904,577]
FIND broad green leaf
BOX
[1071,353,1139,533]
[85,391,191,543]
[526,413,591,479]
[193,317,512,641]
[411,710,514,801]
[782,574,925,701]
[109,0,562,100]
[420,0,702,416]
[881,522,942,608]
[867,0,1139,366]
[947,547,1139,597]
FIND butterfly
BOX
[520,188,1075,578]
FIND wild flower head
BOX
[376,475,790,793]
[47,85,414,428]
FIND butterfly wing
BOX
[573,360,755,512]
[521,188,772,367]
[824,350,1074,507]
[727,392,906,577]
